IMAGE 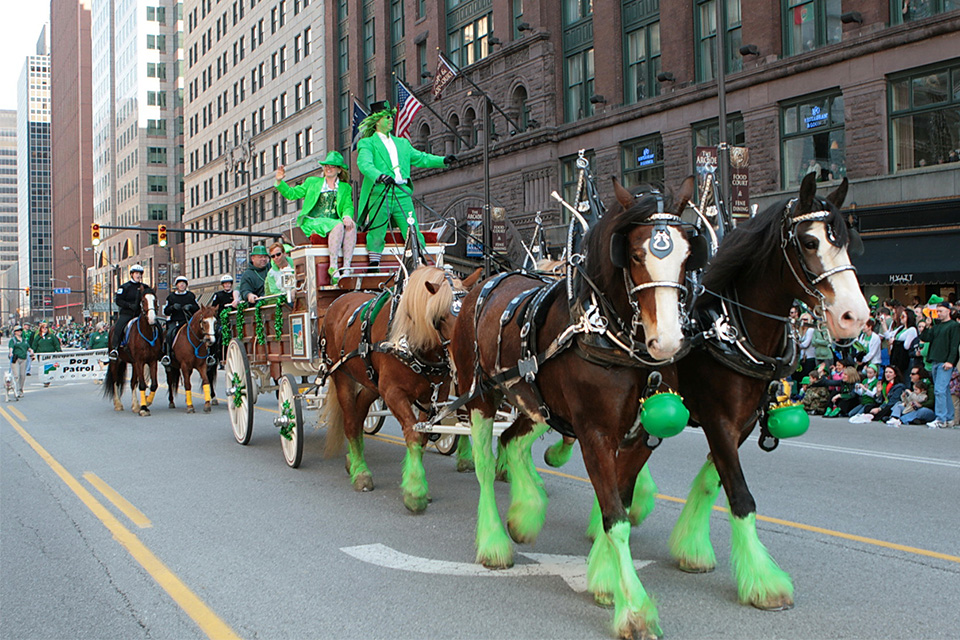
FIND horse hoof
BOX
[168,402,176,409]
[114,406,123,412]
[751,595,794,611]
[593,591,614,608]
[457,459,475,473]
[677,560,715,574]
[186,407,195,414]
[139,409,151,417]
[211,398,219,406]
[403,493,429,514]
[203,405,211,413]
[507,521,538,545]
[353,474,374,492]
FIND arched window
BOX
[450,113,461,153]
[418,122,432,154]
[463,108,476,148]
[512,85,529,131]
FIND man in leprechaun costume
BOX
[356,100,455,268]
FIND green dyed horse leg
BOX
[608,521,661,640]
[729,512,794,610]
[471,410,513,568]
[543,436,575,467]
[505,422,550,543]
[346,437,374,492]
[627,465,658,527]
[401,442,429,513]
[456,434,474,472]
[669,459,720,573]
[494,438,508,482]
[586,522,617,606]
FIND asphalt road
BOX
[2,371,959,640]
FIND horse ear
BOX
[825,177,848,209]
[462,267,483,289]
[424,280,440,295]
[798,172,818,210]
[673,175,696,215]
[611,176,634,211]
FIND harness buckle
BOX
[358,342,370,358]
[518,356,539,383]
[520,322,531,339]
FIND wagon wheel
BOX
[277,374,304,468]
[433,434,459,456]
[362,397,387,434]
[225,339,255,445]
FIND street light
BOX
[225,131,255,253]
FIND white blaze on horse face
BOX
[202,317,217,344]
[145,294,157,325]
[638,225,688,360]
[806,223,868,340]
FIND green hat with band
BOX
[928,294,944,305]
[251,245,269,256]
[318,150,348,170]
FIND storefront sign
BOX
[889,274,914,284]
[804,106,829,130]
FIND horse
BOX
[449,177,698,640]
[319,265,482,512]
[166,305,219,413]
[102,289,163,416]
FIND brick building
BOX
[325,0,959,302]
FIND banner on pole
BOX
[432,53,458,100]
[492,207,508,254]
[37,349,110,383]
[466,207,483,257]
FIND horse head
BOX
[784,173,869,340]
[602,176,697,361]
[393,266,482,353]
[197,305,218,346]
[141,290,158,326]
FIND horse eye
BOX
[630,253,642,264]
[803,238,818,251]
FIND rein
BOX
[183,316,212,360]
[137,300,160,347]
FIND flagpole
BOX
[482,96,492,277]
[392,73,469,148]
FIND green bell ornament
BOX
[766,401,810,439]
[640,392,690,439]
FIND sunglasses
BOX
[270,252,283,258]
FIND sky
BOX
[0,2,51,111]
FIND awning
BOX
[853,231,960,286]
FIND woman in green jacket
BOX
[87,321,111,350]
[275,151,356,284]
[31,322,61,388]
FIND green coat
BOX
[9,336,30,360]
[32,333,62,353]
[238,265,270,300]
[356,133,446,227]
[276,178,354,237]
[87,331,110,350]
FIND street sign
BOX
[53,287,72,295]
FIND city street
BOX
[2,372,959,639]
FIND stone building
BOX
[325,0,959,301]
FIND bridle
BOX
[780,199,857,322]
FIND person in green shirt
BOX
[264,242,294,297]
[31,322,62,388]
[21,323,35,376]
[8,325,30,397]
[87,322,111,350]
[275,150,357,282]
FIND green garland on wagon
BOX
[234,301,248,339]
[254,299,266,345]
[231,372,244,408]
[274,297,283,341]
[219,308,231,346]
[279,400,294,440]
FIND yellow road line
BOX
[0,406,240,640]
[538,462,960,564]
[83,472,153,529]
[9,406,27,421]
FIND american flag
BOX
[351,97,368,149]
[394,79,423,140]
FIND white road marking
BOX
[341,543,652,593]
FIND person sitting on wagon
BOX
[275,151,356,284]
[356,100,456,269]
[238,245,271,304]
[161,276,200,368]
[264,242,294,297]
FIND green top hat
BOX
[928,294,944,306]
[869,295,879,304]
[251,245,269,256]
[318,150,348,170]
[359,101,397,138]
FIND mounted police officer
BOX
[209,274,240,367]
[161,276,200,368]
[110,264,154,361]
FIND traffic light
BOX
[93,283,101,295]
[158,224,168,247]
[91,223,101,246]
[25,286,29,296]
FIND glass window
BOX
[565,48,595,122]
[624,22,660,104]
[889,61,960,171]
[622,135,665,188]
[447,1,493,68]
[781,92,845,187]
[147,175,168,193]
[692,114,746,147]
[697,0,742,81]
[783,0,841,55]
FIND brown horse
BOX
[166,305,219,413]
[449,178,697,639]
[319,265,481,512]
[102,289,163,416]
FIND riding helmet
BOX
[220,274,234,283]
[130,264,145,273]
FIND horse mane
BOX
[579,182,677,304]
[702,193,849,295]
[388,266,455,353]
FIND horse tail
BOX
[102,360,125,399]
[166,363,180,398]
[321,376,347,458]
